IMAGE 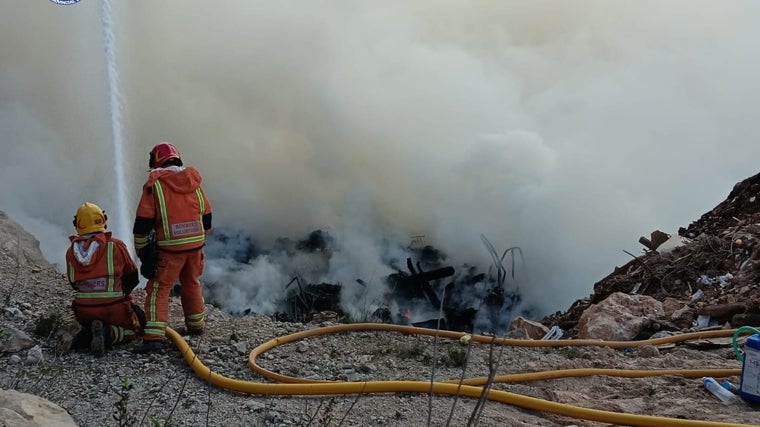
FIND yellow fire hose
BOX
[167,324,755,427]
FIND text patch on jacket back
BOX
[172,221,202,237]
[79,278,107,291]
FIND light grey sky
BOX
[2,1,760,317]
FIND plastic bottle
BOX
[722,381,740,394]
[703,377,738,403]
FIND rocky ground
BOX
[3,172,760,426]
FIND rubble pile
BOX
[542,171,760,339]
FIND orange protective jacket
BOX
[133,166,212,253]
[65,232,140,328]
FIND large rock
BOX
[508,316,550,340]
[577,292,664,341]
[0,211,48,267]
[0,324,35,354]
[0,388,77,427]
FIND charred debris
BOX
[280,235,530,333]
[213,228,531,333]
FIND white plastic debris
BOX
[696,315,711,328]
[717,273,734,287]
[656,233,691,253]
[690,289,704,303]
[541,326,563,340]
[697,273,734,287]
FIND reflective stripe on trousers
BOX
[143,249,205,341]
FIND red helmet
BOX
[149,142,182,168]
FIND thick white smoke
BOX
[2,1,760,320]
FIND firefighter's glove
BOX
[137,244,155,262]
[137,243,158,280]
[122,270,139,295]
[140,258,157,280]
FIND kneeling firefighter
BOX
[65,202,145,357]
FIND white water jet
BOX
[102,0,131,249]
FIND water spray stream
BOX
[102,0,131,249]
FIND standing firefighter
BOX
[66,202,144,357]
[133,141,212,353]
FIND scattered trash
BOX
[723,381,740,394]
[689,289,704,304]
[703,377,738,403]
[541,325,563,340]
[718,273,734,288]
[630,282,641,294]
[697,273,733,288]
[696,315,711,328]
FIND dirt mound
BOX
[542,171,760,338]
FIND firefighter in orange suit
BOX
[66,202,144,357]
[132,141,212,353]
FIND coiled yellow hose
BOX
[167,323,755,427]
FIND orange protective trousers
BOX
[143,249,206,341]
[73,299,141,345]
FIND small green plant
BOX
[557,347,581,359]
[421,353,433,365]
[647,384,657,397]
[397,341,426,359]
[367,335,394,356]
[340,312,355,324]
[112,376,137,427]
[444,346,468,368]
[33,313,62,338]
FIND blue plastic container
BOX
[740,334,760,403]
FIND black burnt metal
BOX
[391,257,483,332]
[282,253,510,332]
[285,277,343,322]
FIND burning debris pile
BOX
[383,242,529,333]
[205,227,532,334]
[278,241,529,333]
[541,171,760,339]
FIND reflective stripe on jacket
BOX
[134,166,212,253]
[66,237,130,305]
[153,180,206,249]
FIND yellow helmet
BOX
[73,202,107,235]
